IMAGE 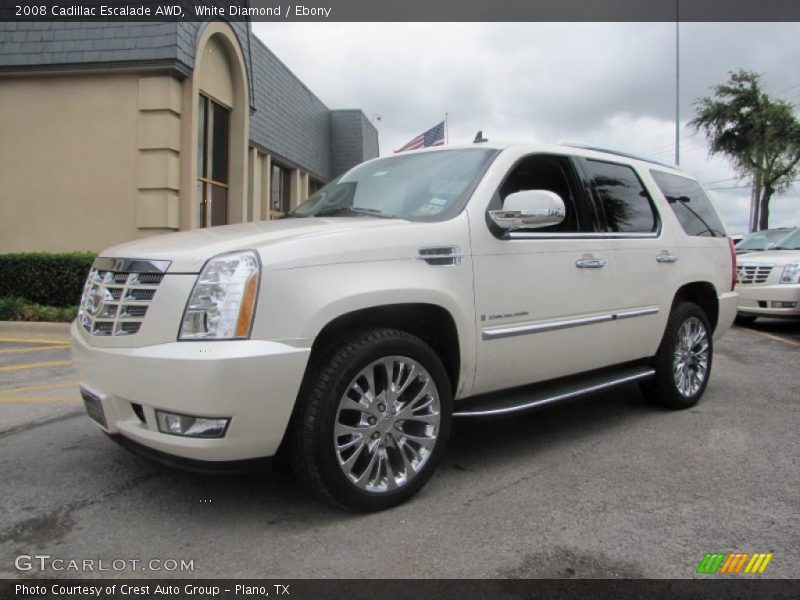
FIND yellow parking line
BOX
[0,381,78,395]
[0,337,70,345]
[743,328,800,348]
[0,360,72,373]
[0,395,81,404]
[0,344,70,355]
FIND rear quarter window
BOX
[650,170,726,237]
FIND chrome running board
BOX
[454,363,656,418]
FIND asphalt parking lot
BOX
[1,319,798,579]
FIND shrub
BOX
[0,297,25,321]
[0,297,77,322]
[0,252,95,307]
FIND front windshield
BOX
[736,229,791,251]
[289,148,498,221]
[772,228,800,250]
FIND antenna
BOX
[473,131,488,143]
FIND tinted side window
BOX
[584,160,658,233]
[650,171,726,237]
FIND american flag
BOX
[395,121,446,153]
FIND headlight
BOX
[179,250,260,340]
[779,263,800,284]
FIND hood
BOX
[100,217,413,273]
[736,249,800,265]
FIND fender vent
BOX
[417,246,463,267]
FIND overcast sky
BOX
[252,22,800,234]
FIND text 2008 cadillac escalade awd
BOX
[71,142,738,511]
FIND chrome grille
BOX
[737,264,773,285]
[78,258,169,337]
[125,288,157,302]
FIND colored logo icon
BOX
[696,552,773,574]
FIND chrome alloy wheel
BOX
[672,316,710,397]
[333,356,441,493]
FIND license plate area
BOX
[81,389,108,429]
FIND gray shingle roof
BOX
[0,22,182,68]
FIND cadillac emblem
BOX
[86,284,104,317]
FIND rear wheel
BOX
[290,328,452,511]
[642,302,712,409]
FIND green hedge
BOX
[0,252,96,308]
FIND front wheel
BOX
[641,302,713,409]
[289,329,452,511]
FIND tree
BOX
[690,70,800,231]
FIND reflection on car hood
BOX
[98,217,411,273]
[736,249,800,265]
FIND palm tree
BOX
[690,70,800,231]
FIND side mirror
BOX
[489,190,566,231]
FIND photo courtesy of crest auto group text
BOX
[0,1,798,598]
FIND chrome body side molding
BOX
[614,306,660,320]
[482,306,659,340]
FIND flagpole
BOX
[445,113,449,145]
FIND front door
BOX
[470,153,616,395]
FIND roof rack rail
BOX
[559,142,677,169]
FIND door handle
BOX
[656,251,679,263]
[575,255,607,269]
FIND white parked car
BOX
[71,142,738,511]
[735,227,795,255]
[736,227,800,323]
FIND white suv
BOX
[735,227,800,322]
[71,142,738,511]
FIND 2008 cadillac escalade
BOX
[72,142,738,511]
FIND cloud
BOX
[252,22,800,230]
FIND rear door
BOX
[578,158,678,364]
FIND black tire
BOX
[641,302,713,409]
[289,328,452,512]
[735,313,758,325]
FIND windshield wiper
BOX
[314,206,396,218]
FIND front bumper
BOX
[736,284,800,318]
[71,321,311,462]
